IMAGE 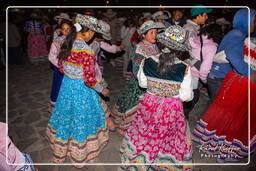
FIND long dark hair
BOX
[156,42,190,76]
[58,24,89,60]
[199,23,223,44]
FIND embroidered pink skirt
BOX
[27,33,48,63]
[119,93,193,170]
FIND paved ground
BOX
[1,56,256,171]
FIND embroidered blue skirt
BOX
[46,75,108,164]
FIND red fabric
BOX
[58,51,97,87]
[58,60,64,74]
[130,30,139,45]
[200,71,256,146]
[244,44,256,60]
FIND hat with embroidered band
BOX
[75,14,101,33]
[97,20,112,40]
[157,25,190,51]
[191,5,212,17]
[138,20,165,35]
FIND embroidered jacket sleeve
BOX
[132,53,145,76]
[132,43,151,76]
[80,51,104,92]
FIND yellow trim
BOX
[71,49,95,55]
[64,61,83,67]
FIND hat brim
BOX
[191,8,213,17]
[205,9,213,14]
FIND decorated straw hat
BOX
[54,13,71,21]
[75,14,101,33]
[98,20,112,40]
[244,37,256,71]
[152,11,168,20]
[138,20,165,35]
[103,9,117,18]
[157,25,190,51]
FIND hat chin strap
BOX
[74,23,82,32]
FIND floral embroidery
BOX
[58,40,97,87]
[147,77,181,97]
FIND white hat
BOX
[98,20,112,40]
[152,11,168,20]
[54,13,71,21]
[103,9,117,18]
[216,17,230,25]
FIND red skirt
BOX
[193,71,256,162]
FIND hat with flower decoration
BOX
[138,20,165,35]
[75,14,101,33]
[157,25,190,51]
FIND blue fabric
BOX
[210,8,256,78]
[48,75,106,143]
[50,66,64,102]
